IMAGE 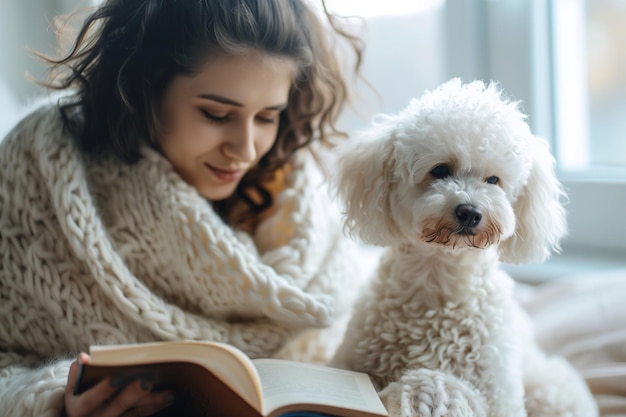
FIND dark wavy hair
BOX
[41,0,364,226]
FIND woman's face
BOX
[157,51,295,200]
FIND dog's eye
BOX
[486,176,499,185]
[430,164,451,179]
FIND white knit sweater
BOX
[0,103,365,416]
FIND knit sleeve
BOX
[0,351,69,417]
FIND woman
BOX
[0,1,368,415]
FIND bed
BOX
[517,271,626,416]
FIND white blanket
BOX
[517,271,626,417]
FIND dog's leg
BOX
[523,343,598,417]
[378,368,487,417]
[478,366,526,417]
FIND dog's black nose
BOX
[455,204,482,228]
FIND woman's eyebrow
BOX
[197,93,287,111]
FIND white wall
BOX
[1,2,78,136]
[337,7,447,133]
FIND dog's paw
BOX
[524,355,598,417]
[378,368,487,417]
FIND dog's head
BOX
[336,78,566,264]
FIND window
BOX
[550,0,626,263]
[555,0,626,172]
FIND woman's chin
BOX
[196,181,240,202]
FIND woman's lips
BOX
[205,164,244,182]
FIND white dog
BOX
[332,79,598,417]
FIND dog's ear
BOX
[498,136,567,264]
[335,125,400,246]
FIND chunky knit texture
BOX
[0,102,364,416]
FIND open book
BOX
[75,340,388,417]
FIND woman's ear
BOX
[499,136,567,264]
[335,125,400,247]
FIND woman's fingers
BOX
[67,353,121,413]
[100,378,152,417]
[64,354,175,417]
[105,372,175,411]
[65,354,82,398]
[101,378,174,417]
[65,353,115,416]
[127,388,175,410]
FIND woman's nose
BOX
[223,121,256,163]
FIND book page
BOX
[252,359,387,417]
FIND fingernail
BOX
[78,352,90,364]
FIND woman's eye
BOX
[486,176,499,185]
[256,114,277,124]
[430,164,451,179]
[201,110,229,122]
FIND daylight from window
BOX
[325,0,443,18]
[554,0,626,173]
[585,0,626,168]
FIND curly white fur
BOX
[332,79,598,417]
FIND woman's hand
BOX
[63,353,175,417]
